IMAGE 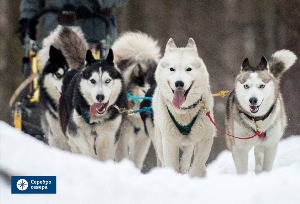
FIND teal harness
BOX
[80,107,98,125]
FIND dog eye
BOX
[55,72,62,78]
[90,79,96,84]
[244,84,250,89]
[259,84,265,89]
[186,67,192,71]
[170,67,175,71]
[105,79,111,84]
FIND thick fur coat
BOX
[225,50,297,174]
[152,38,215,177]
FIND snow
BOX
[0,121,300,204]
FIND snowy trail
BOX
[0,121,300,204]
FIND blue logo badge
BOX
[11,176,56,194]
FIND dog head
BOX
[118,59,158,110]
[112,32,161,110]
[40,45,69,103]
[235,56,277,115]
[156,38,209,109]
[236,50,297,116]
[79,49,123,116]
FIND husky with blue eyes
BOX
[152,38,215,177]
[59,49,127,161]
[226,50,297,174]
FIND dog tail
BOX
[269,49,297,79]
[38,25,88,72]
[112,31,161,68]
[57,27,88,69]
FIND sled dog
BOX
[59,49,127,161]
[38,25,88,150]
[112,32,161,169]
[225,49,297,174]
[152,38,215,177]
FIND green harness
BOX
[167,108,200,136]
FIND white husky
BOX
[152,38,215,177]
[225,50,297,174]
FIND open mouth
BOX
[89,101,109,116]
[170,83,193,109]
[250,105,259,113]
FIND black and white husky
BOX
[112,32,161,169]
[59,49,127,161]
[38,25,88,150]
[225,50,297,174]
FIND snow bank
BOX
[0,121,300,204]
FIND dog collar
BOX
[239,104,275,122]
[80,107,98,125]
[180,98,202,110]
[167,107,200,135]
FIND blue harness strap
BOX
[132,107,152,114]
[127,93,153,103]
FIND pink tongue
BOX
[250,106,258,113]
[172,89,185,109]
[90,103,104,115]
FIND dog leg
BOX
[254,145,264,174]
[105,137,117,161]
[232,145,249,174]
[129,133,151,169]
[179,145,194,174]
[189,138,213,177]
[154,126,164,167]
[115,131,129,162]
[162,137,179,172]
[263,143,278,172]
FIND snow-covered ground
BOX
[0,121,300,204]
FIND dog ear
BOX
[49,45,64,61]
[241,58,250,71]
[85,50,95,65]
[186,38,198,52]
[106,49,114,65]
[257,56,268,70]
[165,38,177,52]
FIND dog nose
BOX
[96,94,105,102]
[175,81,184,88]
[249,97,258,105]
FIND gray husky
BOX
[225,50,297,174]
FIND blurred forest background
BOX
[0,0,299,163]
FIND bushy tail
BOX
[112,31,161,67]
[269,49,297,79]
[38,25,88,72]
